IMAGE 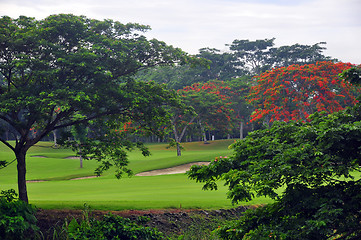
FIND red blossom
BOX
[247,61,360,123]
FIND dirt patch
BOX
[135,162,210,176]
[35,206,252,238]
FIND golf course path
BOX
[135,162,210,176]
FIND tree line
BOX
[133,39,359,156]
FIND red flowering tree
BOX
[170,80,235,155]
[247,61,360,123]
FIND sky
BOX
[1,0,360,64]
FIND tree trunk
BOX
[198,120,208,144]
[240,121,244,139]
[53,130,58,147]
[203,132,208,143]
[176,142,181,157]
[78,145,83,168]
[16,149,28,203]
[80,156,83,168]
[172,116,196,157]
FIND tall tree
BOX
[229,38,275,75]
[0,14,191,202]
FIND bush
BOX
[0,189,38,240]
[65,213,164,240]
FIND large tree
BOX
[188,68,361,239]
[0,14,191,202]
[229,38,275,75]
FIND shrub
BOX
[65,213,164,240]
[0,189,38,240]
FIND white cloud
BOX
[0,0,360,63]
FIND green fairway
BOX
[0,139,271,210]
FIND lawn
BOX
[0,139,272,210]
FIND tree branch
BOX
[0,137,15,152]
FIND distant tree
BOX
[194,47,244,81]
[228,76,253,139]
[229,38,334,75]
[0,14,191,202]
[178,81,235,143]
[247,61,360,124]
[70,123,88,168]
[134,65,192,90]
[229,38,275,75]
[169,106,197,156]
[269,42,333,67]
[135,47,242,89]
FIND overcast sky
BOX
[1,0,360,64]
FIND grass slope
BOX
[0,139,272,210]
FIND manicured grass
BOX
[26,174,272,210]
[0,139,272,210]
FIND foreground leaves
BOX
[188,99,361,239]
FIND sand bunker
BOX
[26,180,47,183]
[65,156,80,159]
[70,176,98,180]
[26,162,210,183]
[135,162,210,176]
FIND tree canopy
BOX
[0,14,191,202]
[247,61,360,124]
[229,38,334,74]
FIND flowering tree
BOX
[182,81,235,140]
[247,61,360,124]
[169,81,235,156]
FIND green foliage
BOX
[65,213,164,240]
[229,39,333,75]
[339,65,361,86]
[176,214,228,240]
[135,47,242,90]
[188,99,361,238]
[217,182,361,239]
[0,189,38,240]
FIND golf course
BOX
[0,139,270,211]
